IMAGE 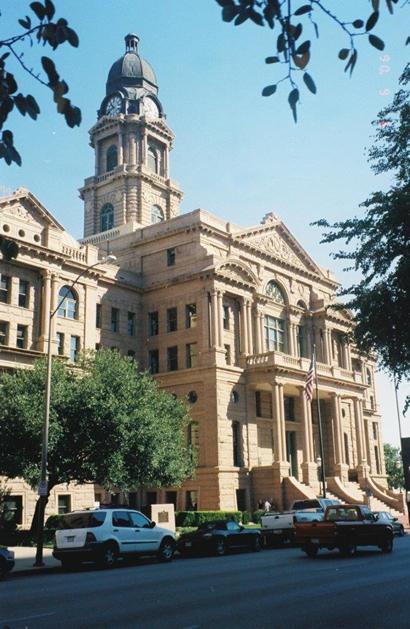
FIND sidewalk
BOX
[9,546,61,577]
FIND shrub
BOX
[241,511,250,525]
[251,510,265,524]
[45,514,61,529]
[176,511,242,527]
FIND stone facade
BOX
[1,34,399,527]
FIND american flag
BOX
[304,350,316,402]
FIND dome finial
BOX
[125,33,139,53]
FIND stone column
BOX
[217,291,223,348]
[210,290,218,348]
[271,385,283,462]
[118,129,123,165]
[300,387,318,485]
[259,314,265,352]
[50,274,59,353]
[272,383,290,478]
[129,133,137,166]
[246,300,253,355]
[322,327,331,364]
[94,140,99,175]
[254,310,262,354]
[353,397,369,481]
[288,322,296,356]
[331,393,348,480]
[202,291,211,351]
[240,299,248,355]
[38,270,52,351]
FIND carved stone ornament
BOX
[98,189,121,206]
[4,202,38,225]
[217,262,257,287]
[247,231,304,269]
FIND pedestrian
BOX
[264,499,271,512]
[258,499,263,510]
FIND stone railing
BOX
[62,245,87,263]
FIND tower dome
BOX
[106,34,158,96]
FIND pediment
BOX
[234,215,324,277]
[0,188,64,232]
[215,259,258,288]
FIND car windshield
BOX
[56,512,106,529]
[326,507,359,522]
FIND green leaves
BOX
[265,56,279,64]
[369,34,385,50]
[288,88,299,122]
[41,56,81,128]
[0,130,22,166]
[294,5,312,17]
[262,84,277,96]
[338,48,350,60]
[303,72,316,94]
[366,11,379,32]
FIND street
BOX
[1,536,409,629]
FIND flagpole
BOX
[313,344,326,499]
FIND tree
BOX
[384,443,404,489]
[0,0,81,166]
[314,64,410,404]
[0,350,195,529]
[215,0,409,121]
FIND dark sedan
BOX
[177,520,262,556]
[374,511,405,536]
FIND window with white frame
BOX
[264,315,286,352]
[58,287,77,319]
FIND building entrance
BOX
[286,431,298,479]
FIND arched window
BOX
[106,145,118,172]
[147,146,158,173]
[58,286,77,319]
[266,281,286,304]
[100,204,114,232]
[151,205,164,224]
[366,368,372,386]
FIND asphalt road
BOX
[1,536,410,629]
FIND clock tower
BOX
[80,34,182,238]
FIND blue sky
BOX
[1,0,409,444]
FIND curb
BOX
[9,566,61,579]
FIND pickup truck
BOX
[260,498,340,547]
[294,504,394,557]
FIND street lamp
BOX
[34,254,116,567]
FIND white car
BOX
[53,508,176,568]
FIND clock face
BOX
[143,97,159,119]
[105,95,122,116]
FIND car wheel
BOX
[98,542,119,568]
[340,543,356,558]
[158,537,175,562]
[252,535,262,552]
[303,544,318,558]
[215,538,226,556]
[381,535,393,553]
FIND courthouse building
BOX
[0,35,404,527]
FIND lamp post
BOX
[34,255,116,567]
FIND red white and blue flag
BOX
[304,350,316,402]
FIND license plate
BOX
[185,541,192,548]
[273,530,283,535]
[311,538,320,544]
[66,536,75,542]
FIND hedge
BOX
[175,511,242,527]
[251,510,265,524]
[0,529,56,547]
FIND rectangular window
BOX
[96,304,102,329]
[148,349,159,374]
[167,307,177,332]
[111,307,119,332]
[4,495,23,525]
[185,303,197,328]
[18,279,29,308]
[127,349,135,359]
[16,324,27,349]
[127,311,136,336]
[186,342,198,368]
[148,311,159,336]
[95,343,101,351]
[232,421,241,467]
[373,422,378,440]
[284,396,295,421]
[0,321,9,345]
[255,391,262,417]
[56,332,64,356]
[264,315,286,352]
[187,421,199,449]
[297,325,308,358]
[224,344,231,365]
[0,274,10,303]
[58,495,71,515]
[223,305,230,330]
[167,346,178,371]
[70,335,80,362]
[167,247,176,267]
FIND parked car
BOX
[0,547,15,580]
[177,520,262,556]
[260,498,340,546]
[374,511,405,536]
[295,504,394,557]
[53,508,176,569]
